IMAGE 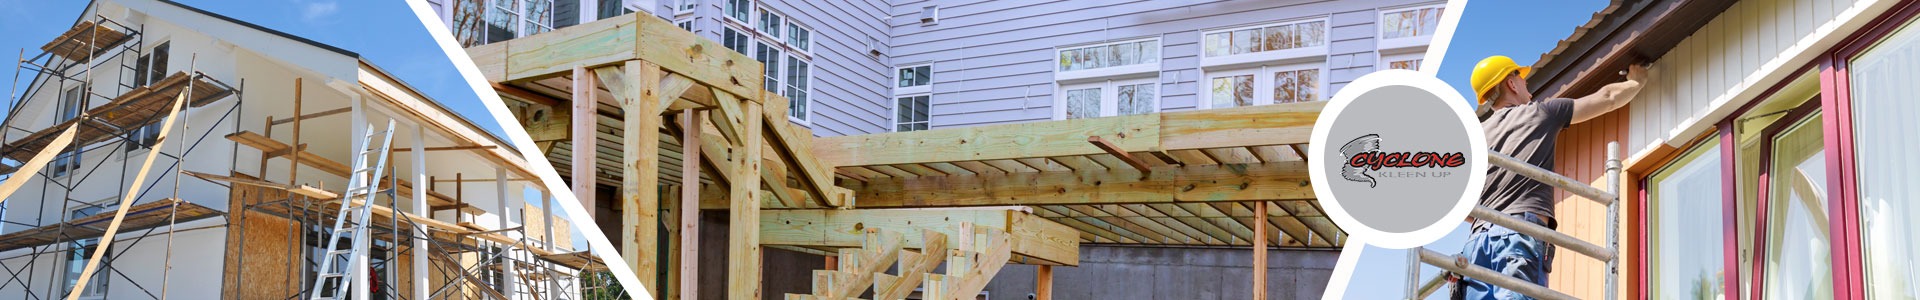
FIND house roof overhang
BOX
[1526,0,1740,101]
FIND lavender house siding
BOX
[651,0,893,136]
[885,0,1429,131]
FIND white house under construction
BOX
[0,0,600,299]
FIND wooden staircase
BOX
[787,223,1014,300]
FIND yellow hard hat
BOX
[1471,55,1531,105]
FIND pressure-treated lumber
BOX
[1089,136,1152,175]
[941,228,1013,300]
[0,123,79,201]
[761,209,1079,266]
[873,230,948,300]
[678,109,702,300]
[845,161,1312,208]
[815,102,1323,168]
[1253,203,1268,300]
[571,65,598,218]
[465,13,761,101]
[1035,265,1053,300]
[759,92,844,207]
[67,89,187,300]
[728,102,766,300]
[605,60,664,297]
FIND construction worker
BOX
[1451,56,1647,300]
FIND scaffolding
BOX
[1,7,601,300]
[1406,142,1622,300]
[0,9,245,300]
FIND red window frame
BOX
[1628,0,1920,299]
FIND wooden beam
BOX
[604,60,663,297]
[1253,203,1268,300]
[816,102,1323,168]
[67,87,188,300]
[572,65,598,219]
[678,109,702,300]
[760,209,1078,266]
[1088,136,1151,175]
[392,145,498,152]
[657,73,701,112]
[728,101,765,300]
[0,123,76,195]
[492,82,564,108]
[1035,265,1054,300]
[708,86,747,145]
[268,106,352,126]
[760,92,843,207]
[845,162,1312,208]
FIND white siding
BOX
[1623,0,1897,158]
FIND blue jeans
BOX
[1453,212,1556,300]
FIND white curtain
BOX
[1850,18,1920,300]
[1650,141,1726,300]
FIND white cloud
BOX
[300,0,339,24]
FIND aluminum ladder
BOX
[310,120,398,300]
[1406,142,1621,300]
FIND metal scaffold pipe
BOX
[1487,151,1617,205]
[1415,247,1577,300]
[1469,206,1614,262]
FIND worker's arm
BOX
[1570,64,1649,124]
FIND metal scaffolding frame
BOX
[0,10,247,300]
[1406,142,1622,300]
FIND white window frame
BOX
[755,40,782,93]
[783,53,811,124]
[892,94,931,132]
[786,21,812,54]
[1199,18,1330,69]
[1377,3,1446,51]
[1053,77,1159,120]
[1054,37,1162,82]
[675,18,695,32]
[63,201,111,299]
[722,25,751,54]
[1381,51,1426,71]
[672,0,697,16]
[894,63,932,95]
[756,7,783,40]
[723,0,751,24]
[1200,62,1327,109]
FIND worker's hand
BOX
[1624,64,1648,83]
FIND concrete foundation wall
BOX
[983,246,1339,300]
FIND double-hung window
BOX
[755,42,781,93]
[894,64,931,131]
[483,0,552,43]
[51,87,85,178]
[757,8,782,40]
[722,27,751,55]
[1199,19,1329,108]
[1378,4,1443,71]
[129,42,169,152]
[1053,38,1161,120]
[671,0,697,15]
[64,204,109,298]
[723,0,750,22]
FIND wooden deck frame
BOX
[469,8,1349,298]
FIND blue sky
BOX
[0,0,503,138]
[1342,1,1610,299]
[0,0,587,247]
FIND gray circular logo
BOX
[1308,70,1486,248]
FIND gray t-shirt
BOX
[1480,98,1575,221]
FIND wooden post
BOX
[571,65,598,217]
[728,97,765,300]
[497,166,517,296]
[411,124,429,300]
[1253,203,1267,300]
[1036,265,1054,300]
[615,60,664,297]
[290,78,302,184]
[679,109,702,300]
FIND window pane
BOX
[1140,40,1159,63]
[1648,140,1726,298]
[1852,19,1920,299]
[1114,43,1137,66]
[1296,69,1318,101]
[1117,83,1155,116]
[756,43,780,91]
[1264,25,1293,52]
[1205,32,1230,57]
[1302,21,1325,47]
[1211,75,1253,108]
[1230,29,1257,54]
[1065,88,1101,119]
[786,58,808,119]
[914,66,930,86]
[1383,11,1402,38]
[1762,115,1830,300]
[1274,70,1296,103]
[1423,8,1443,37]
